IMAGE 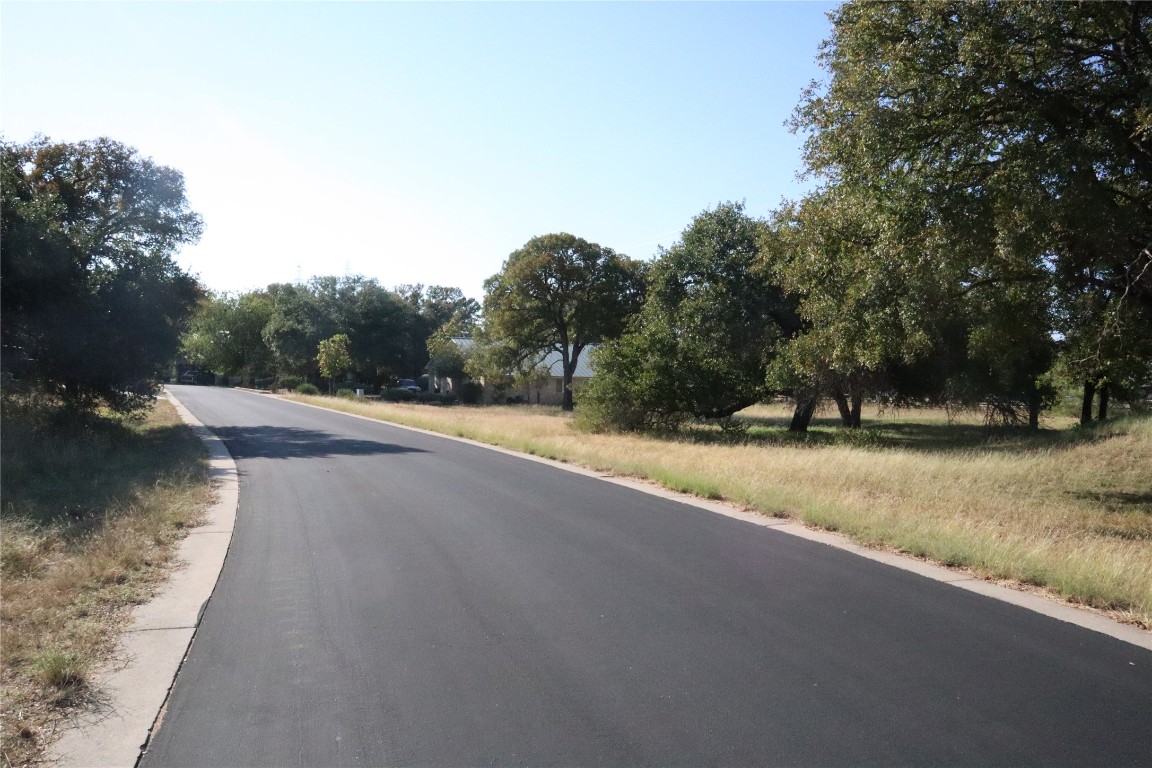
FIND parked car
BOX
[396,378,421,392]
[179,371,199,384]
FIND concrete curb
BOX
[48,390,238,768]
[269,391,1151,653]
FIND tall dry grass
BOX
[287,394,1152,628]
[0,398,210,768]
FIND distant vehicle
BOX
[179,371,198,384]
[396,379,420,392]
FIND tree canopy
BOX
[316,333,353,392]
[1,137,203,412]
[788,0,1152,425]
[182,291,275,387]
[181,277,477,389]
[259,277,418,382]
[582,202,801,430]
[481,233,646,411]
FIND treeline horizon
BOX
[3,2,1149,435]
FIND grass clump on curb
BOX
[0,395,210,768]
[284,393,1152,629]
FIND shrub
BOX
[416,391,458,406]
[714,416,749,439]
[458,381,483,404]
[294,383,320,395]
[254,377,276,390]
[578,333,691,432]
[832,426,887,449]
[335,388,360,400]
[383,388,417,402]
[277,376,303,392]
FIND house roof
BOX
[452,338,598,378]
[536,347,598,378]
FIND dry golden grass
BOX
[0,398,210,768]
[287,394,1152,629]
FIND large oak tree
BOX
[481,233,645,411]
[791,0,1152,424]
[1,137,203,412]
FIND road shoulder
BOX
[47,390,238,768]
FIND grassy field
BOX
[287,393,1152,629]
[0,397,210,768]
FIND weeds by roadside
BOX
[0,396,210,768]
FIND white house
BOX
[497,347,599,406]
[429,339,598,406]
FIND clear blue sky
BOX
[2,1,835,302]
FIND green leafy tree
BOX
[583,202,801,430]
[398,284,480,334]
[768,185,1060,430]
[316,334,352,394]
[262,282,324,379]
[1,137,203,412]
[182,291,274,386]
[346,279,417,382]
[397,283,480,376]
[481,233,646,411]
[792,1,1152,424]
[765,187,961,430]
[426,319,473,387]
[261,276,429,385]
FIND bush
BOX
[458,381,483,404]
[381,388,458,405]
[578,335,690,433]
[277,375,303,392]
[254,377,276,390]
[335,388,360,400]
[416,391,458,406]
[294,383,319,395]
[832,426,888,449]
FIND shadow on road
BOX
[212,426,427,460]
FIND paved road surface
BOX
[142,386,1152,767]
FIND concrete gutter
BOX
[48,390,238,768]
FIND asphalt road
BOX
[142,386,1152,767]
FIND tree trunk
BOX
[1080,381,1096,426]
[560,346,577,412]
[833,392,852,427]
[1097,381,1109,422]
[789,396,818,433]
[561,363,575,412]
[1027,387,1041,430]
[850,389,863,429]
